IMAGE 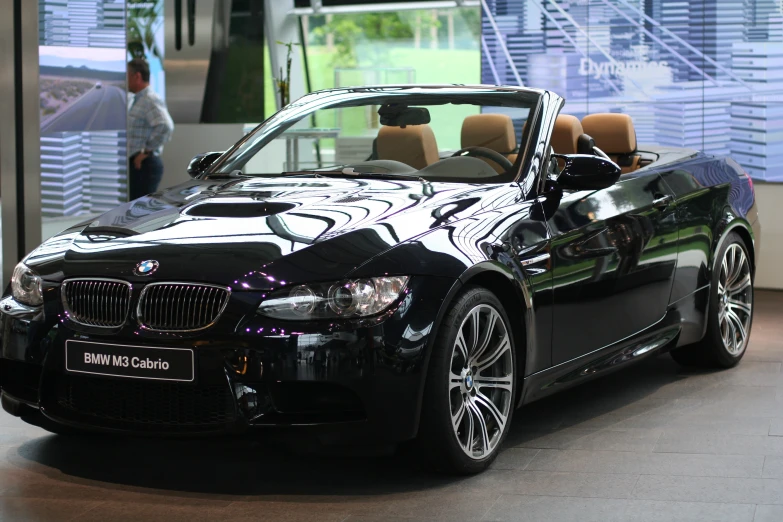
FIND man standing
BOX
[127,58,174,200]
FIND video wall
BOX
[38,0,165,219]
[481,0,783,182]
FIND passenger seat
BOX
[581,114,641,174]
[376,124,439,170]
[460,114,518,173]
[551,114,583,155]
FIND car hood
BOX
[26,176,508,289]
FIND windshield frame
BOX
[207,85,545,185]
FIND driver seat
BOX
[376,124,439,170]
[461,114,518,173]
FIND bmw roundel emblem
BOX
[134,260,159,276]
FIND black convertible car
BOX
[0,85,759,473]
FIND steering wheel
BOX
[450,146,515,171]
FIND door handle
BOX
[518,252,550,267]
[652,194,674,209]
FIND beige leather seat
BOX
[376,124,439,170]
[461,114,518,172]
[581,114,640,173]
[551,114,583,155]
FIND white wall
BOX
[159,124,245,191]
[753,183,782,290]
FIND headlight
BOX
[11,263,43,306]
[258,276,410,320]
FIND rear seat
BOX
[581,113,641,174]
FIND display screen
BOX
[481,0,783,182]
[40,47,127,134]
[38,0,129,218]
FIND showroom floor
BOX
[0,292,782,522]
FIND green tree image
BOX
[313,11,441,67]
[127,0,163,61]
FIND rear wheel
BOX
[671,232,753,368]
[418,286,516,474]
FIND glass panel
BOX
[303,7,481,90]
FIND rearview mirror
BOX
[553,154,621,190]
[378,106,431,127]
[187,151,224,178]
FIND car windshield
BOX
[212,87,540,183]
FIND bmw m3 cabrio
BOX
[0,85,759,473]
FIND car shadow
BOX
[10,354,720,497]
[12,431,455,496]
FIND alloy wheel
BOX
[449,304,513,460]
[717,243,753,356]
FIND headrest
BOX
[376,124,439,170]
[461,114,517,154]
[551,114,583,155]
[581,113,637,154]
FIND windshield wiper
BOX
[282,168,427,183]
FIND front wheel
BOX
[671,232,754,368]
[417,286,516,474]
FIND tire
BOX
[417,285,517,474]
[671,231,754,368]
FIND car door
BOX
[545,170,679,365]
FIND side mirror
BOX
[553,154,621,190]
[187,151,224,178]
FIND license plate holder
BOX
[65,340,194,382]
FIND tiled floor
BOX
[1,291,782,521]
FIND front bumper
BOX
[0,276,455,444]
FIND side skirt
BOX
[519,314,682,406]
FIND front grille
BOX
[138,283,231,332]
[56,374,236,428]
[61,278,132,328]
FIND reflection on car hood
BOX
[26,176,515,289]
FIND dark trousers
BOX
[129,154,164,200]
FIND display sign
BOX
[65,340,195,382]
[481,0,783,182]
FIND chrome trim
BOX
[0,295,41,316]
[136,282,232,333]
[60,278,133,329]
